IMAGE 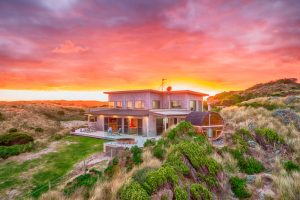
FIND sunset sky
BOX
[0,0,299,100]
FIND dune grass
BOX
[0,135,104,199]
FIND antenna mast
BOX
[161,78,167,92]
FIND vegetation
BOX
[283,160,300,172]
[143,139,156,147]
[229,176,251,199]
[174,186,188,200]
[0,112,4,121]
[0,136,104,198]
[0,132,33,146]
[8,128,18,133]
[231,149,265,174]
[255,128,285,145]
[64,173,99,197]
[104,157,119,177]
[34,127,44,133]
[190,183,213,200]
[130,146,143,165]
[0,142,34,159]
[119,182,150,200]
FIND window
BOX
[89,116,97,122]
[152,100,160,109]
[189,100,196,111]
[127,101,133,109]
[135,100,145,109]
[115,101,122,108]
[108,101,114,108]
[170,100,182,109]
[198,100,203,111]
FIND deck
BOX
[71,129,159,148]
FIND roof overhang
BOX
[88,108,149,117]
[150,109,191,117]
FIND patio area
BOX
[71,129,159,148]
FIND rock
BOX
[248,122,257,132]
[284,96,299,104]
[275,150,281,155]
[258,191,265,200]
[273,109,300,131]
[246,175,256,183]
[248,140,256,148]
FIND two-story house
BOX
[87,89,208,137]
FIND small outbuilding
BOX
[185,111,224,140]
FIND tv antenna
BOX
[161,78,167,92]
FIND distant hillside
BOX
[0,100,108,108]
[208,78,300,106]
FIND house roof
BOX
[185,111,211,126]
[104,89,208,96]
[150,109,191,117]
[89,108,149,116]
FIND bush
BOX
[190,183,213,200]
[283,160,300,172]
[8,128,18,133]
[0,132,34,146]
[255,128,285,145]
[119,181,150,200]
[133,167,155,185]
[143,166,178,194]
[34,127,44,133]
[165,150,189,175]
[104,157,119,177]
[176,121,196,136]
[131,146,143,165]
[229,177,251,199]
[144,139,156,147]
[57,110,65,116]
[0,142,34,159]
[230,149,264,174]
[64,173,98,197]
[0,112,4,121]
[174,186,188,200]
[153,144,165,160]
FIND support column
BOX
[121,118,125,134]
[163,117,168,132]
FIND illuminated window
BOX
[115,101,122,108]
[189,100,196,111]
[152,100,160,109]
[127,101,133,109]
[135,100,144,109]
[170,100,182,109]
[108,101,114,108]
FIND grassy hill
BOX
[208,78,300,106]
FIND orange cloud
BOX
[52,40,88,54]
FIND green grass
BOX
[0,136,104,198]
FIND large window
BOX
[152,100,160,109]
[115,101,122,108]
[198,100,203,111]
[127,101,133,109]
[170,100,182,109]
[135,100,145,109]
[108,101,114,108]
[189,100,196,111]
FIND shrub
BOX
[0,112,4,121]
[119,181,150,200]
[255,128,285,145]
[190,183,213,200]
[152,144,165,160]
[229,177,251,199]
[131,145,143,165]
[0,132,34,146]
[239,102,279,111]
[57,110,65,116]
[230,149,264,174]
[64,173,98,196]
[0,142,34,159]
[165,150,189,175]
[283,161,300,172]
[174,186,188,200]
[144,139,156,147]
[104,157,119,177]
[34,127,44,133]
[167,128,177,140]
[8,128,18,133]
[133,167,155,185]
[143,166,178,194]
[176,121,196,136]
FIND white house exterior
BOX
[87,89,208,137]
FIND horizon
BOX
[0,0,299,100]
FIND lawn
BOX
[0,135,105,199]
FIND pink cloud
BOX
[52,40,88,54]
